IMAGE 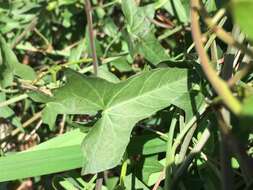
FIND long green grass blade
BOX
[0,130,85,182]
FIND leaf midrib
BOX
[104,76,186,113]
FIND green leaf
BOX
[204,0,217,12]
[111,57,132,72]
[0,92,21,128]
[82,68,190,174]
[0,93,14,118]
[0,35,36,87]
[241,95,253,116]
[122,0,169,64]
[29,129,86,151]
[128,134,167,156]
[106,177,119,190]
[31,68,195,174]
[0,146,82,182]
[123,174,149,190]
[0,129,85,182]
[231,157,240,169]
[163,0,188,23]
[135,33,169,65]
[135,155,163,186]
[122,0,154,36]
[97,65,120,83]
[231,0,253,40]
[68,38,86,63]
[30,70,107,128]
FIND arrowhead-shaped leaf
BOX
[30,68,199,174]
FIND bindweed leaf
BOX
[30,68,202,174]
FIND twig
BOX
[196,3,253,85]
[152,169,165,190]
[84,0,98,75]
[11,17,37,48]
[150,19,172,29]
[139,125,168,140]
[92,0,119,9]
[190,0,242,114]
[24,120,43,141]
[31,58,92,85]
[11,111,42,136]
[0,94,28,108]
[34,28,53,50]
[84,2,102,188]
[228,63,251,87]
[58,114,66,134]
[158,25,183,41]
[95,172,103,190]
[0,86,19,93]
[199,7,253,59]
[0,111,42,145]
[186,16,227,54]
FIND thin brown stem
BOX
[190,0,241,114]
[84,2,101,188]
[95,172,103,190]
[11,18,37,49]
[220,132,234,190]
[152,170,165,190]
[84,0,98,75]
[11,111,42,136]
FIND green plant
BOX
[1,0,253,189]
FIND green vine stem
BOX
[196,3,253,86]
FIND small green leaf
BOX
[0,35,36,87]
[111,57,132,72]
[97,65,120,83]
[122,0,169,64]
[231,157,240,169]
[135,33,169,65]
[0,92,21,128]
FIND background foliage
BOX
[0,0,253,189]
